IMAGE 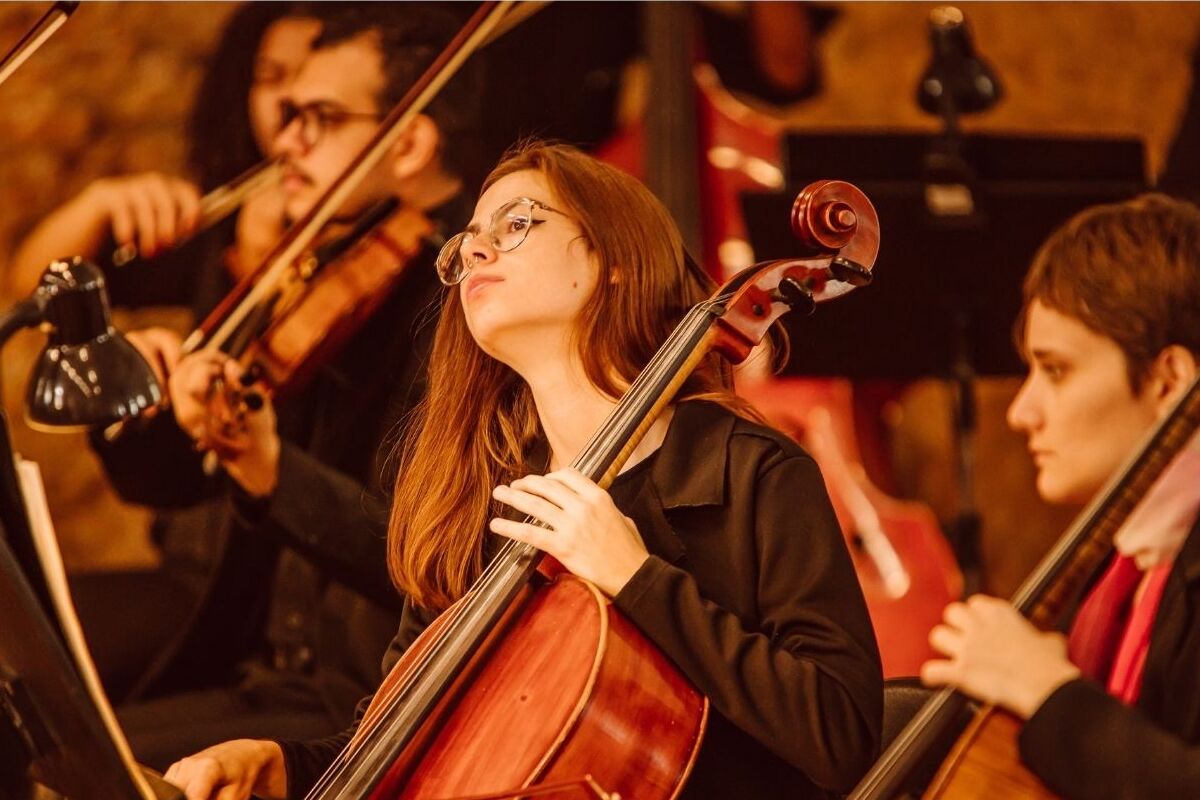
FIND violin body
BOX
[923,706,1058,799]
[740,378,963,678]
[193,204,433,398]
[246,205,433,395]
[346,576,706,799]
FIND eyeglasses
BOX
[436,197,569,285]
[278,99,382,151]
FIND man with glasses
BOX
[87,3,483,769]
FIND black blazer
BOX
[1019,518,1200,799]
[279,400,883,799]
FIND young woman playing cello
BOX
[921,194,1200,798]
[163,142,883,800]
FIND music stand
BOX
[745,132,1145,378]
[0,412,181,799]
[742,131,1146,589]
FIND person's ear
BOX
[1145,344,1198,415]
[386,114,441,182]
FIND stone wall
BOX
[0,2,1197,591]
[0,2,233,569]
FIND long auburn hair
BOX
[387,142,748,610]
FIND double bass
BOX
[299,180,881,799]
[849,374,1200,798]
[596,2,962,677]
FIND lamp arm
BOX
[0,297,46,348]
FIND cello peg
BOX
[829,257,873,287]
[774,277,816,315]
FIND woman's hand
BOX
[169,350,280,498]
[83,172,202,260]
[920,595,1081,719]
[490,467,649,597]
[9,172,202,296]
[163,739,286,800]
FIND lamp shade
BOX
[24,258,162,430]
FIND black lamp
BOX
[917,6,1003,125]
[1,257,162,431]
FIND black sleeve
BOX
[1019,678,1200,799]
[88,412,220,509]
[99,219,231,312]
[278,600,437,799]
[279,700,363,800]
[613,453,882,792]
[229,440,398,609]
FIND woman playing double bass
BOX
[921,194,1200,798]
[163,142,883,799]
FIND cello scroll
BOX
[710,179,878,363]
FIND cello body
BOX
[347,576,706,799]
[922,707,1058,799]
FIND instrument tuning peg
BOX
[828,257,873,287]
[774,277,816,315]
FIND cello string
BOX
[307,303,719,796]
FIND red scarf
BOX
[1068,554,1172,704]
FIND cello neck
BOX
[306,300,726,798]
[848,373,1200,800]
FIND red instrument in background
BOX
[595,3,785,280]
[598,3,963,677]
[739,378,963,677]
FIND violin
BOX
[109,157,285,268]
[848,375,1200,799]
[299,179,879,799]
[162,2,518,461]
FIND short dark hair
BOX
[310,3,483,181]
[1019,193,1200,390]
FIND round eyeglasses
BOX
[278,99,382,151]
[436,197,568,285]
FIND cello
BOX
[848,374,1200,799]
[298,179,881,799]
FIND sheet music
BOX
[16,458,158,800]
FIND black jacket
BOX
[1019,517,1200,799]
[280,399,883,799]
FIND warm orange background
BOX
[0,2,1196,595]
